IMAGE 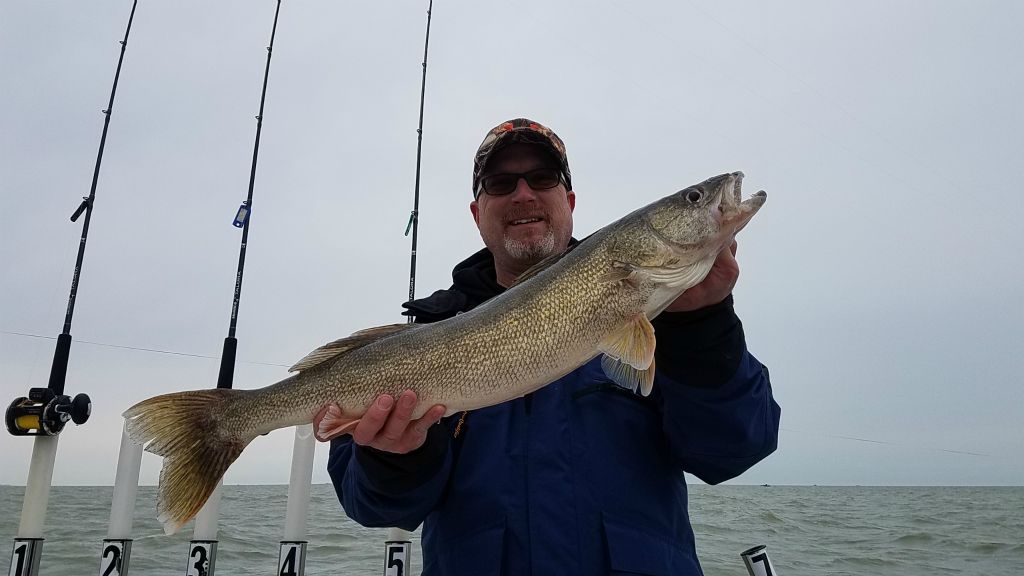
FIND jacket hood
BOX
[401,247,505,322]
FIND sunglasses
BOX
[476,168,565,198]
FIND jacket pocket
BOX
[602,514,695,575]
[438,516,506,576]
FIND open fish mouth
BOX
[714,171,744,211]
[728,172,767,232]
[730,171,744,207]
[697,171,765,234]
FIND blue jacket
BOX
[328,247,780,575]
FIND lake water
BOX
[2,484,1021,575]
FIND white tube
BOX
[18,435,59,539]
[107,421,144,539]
[387,527,411,541]
[283,424,316,541]
[192,481,223,541]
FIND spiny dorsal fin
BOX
[289,323,417,373]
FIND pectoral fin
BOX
[601,354,656,396]
[313,404,361,442]
[598,314,656,370]
[597,263,637,285]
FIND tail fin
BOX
[124,389,255,534]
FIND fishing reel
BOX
[5,387,91,436]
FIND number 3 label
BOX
[185,542,215,576]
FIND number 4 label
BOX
[277,542,306,576]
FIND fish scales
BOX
[250,237,631,431]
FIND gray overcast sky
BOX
[1,1,1021,488]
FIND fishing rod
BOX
[183,3,284,575]
[385,2,436,574]
[219,0,283,390]
[6,3,139,576]
[403,0,434,325]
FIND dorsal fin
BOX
[289,323,417,373]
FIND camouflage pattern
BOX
[472,118,572,197]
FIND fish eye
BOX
[685,188,703,204]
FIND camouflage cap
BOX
[472,118,572,198]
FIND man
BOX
[326,118,780,575]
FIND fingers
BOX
[352,391,447,454]
[719,244,739,292]
[351,394,394,446]
[407,404,448,447]
[379,390,418,445]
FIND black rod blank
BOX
[217,0,283,389]
[51,0,139,395]
[406,0,434,323]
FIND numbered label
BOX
[384,542,411,576]
[9,540,41,576]
[185,541,216,576]
[747,552,774,576]
[99,541,125,576]
[277,542,306,576]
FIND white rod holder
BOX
[192,482,222,541]
[107,422,143,539]
[283,424,315,541]
[185,482,222,575]
[276,424,315,576]
[17,435,59,539]
[9,435,57,576]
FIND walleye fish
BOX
[125,171,766,534]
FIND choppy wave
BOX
[1,485,1022,575]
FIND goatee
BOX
[504,230,556,264]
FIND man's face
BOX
[470,143,576,271]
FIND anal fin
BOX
[313,404,361,442]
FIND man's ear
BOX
[470,199,481,225]
[567,190,576,212]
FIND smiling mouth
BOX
[508,217,544,226]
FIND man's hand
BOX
[340,390,446,454]
[664,241,739,313]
